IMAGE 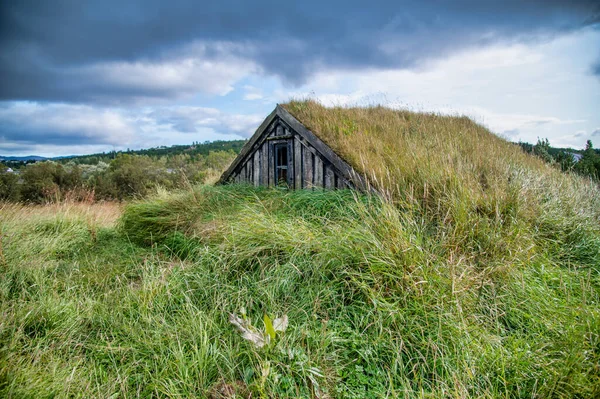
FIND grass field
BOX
[1,102,600,398]
[1,183,599,398]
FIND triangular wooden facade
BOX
[219,105,370,191]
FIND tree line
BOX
[3,138,598,203]
[0,150,237,203]
[522,138,600,180]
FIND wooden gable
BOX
[219,105,370,191]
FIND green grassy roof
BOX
[282,100,599,224]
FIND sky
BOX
[0,0,599,157]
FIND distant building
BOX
[567,152,583,162]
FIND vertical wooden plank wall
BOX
[261,141,268,186]
[314,155,323,189]
[253,149,260,187]
[228,119,351,191]
[302,144,313,188]
[324,164,335,189]
[268,141,274,187]
[247,157,253,182]
[294,136,302,189]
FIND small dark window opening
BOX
[274,144,288,186]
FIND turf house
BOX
[219,104,370,191]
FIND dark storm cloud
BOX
[1,0,599,103]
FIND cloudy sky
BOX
[0,0,599,157]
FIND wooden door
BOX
[272,139,293,187]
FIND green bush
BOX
[19,161,82,203]
[0,165,20,201]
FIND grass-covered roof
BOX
[282,100,599,226]
[283,100,548,197]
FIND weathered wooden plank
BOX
[303,144,314,189]
[294,135,302,189]
[248,158,253,182]
[261,142,268,186]
[337,175,346,189]
[314,155,323,189]
[266,134,293,141]
[288,139,294,187]
[324,164,335,189]
[276,124,284,136]
[268,142,274,187]
[253,149,260,187]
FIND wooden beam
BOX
[303,144,313,189]
[253,149,260,187]
[324,164,335,189]
[294,135,302,189]
[314,155,323,189]
[268,141,274,187]
[266,134,293,141]
[260,142,266,186]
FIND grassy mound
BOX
[1,102,599,398]
[1,185,599,398]
[118,183,595,397]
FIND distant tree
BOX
[518,141,533,153]
[575,140,600,179]
[205,150,237,171]
[0,164,20,201]
[20,161,82,203]
[533,137,553,164]
[554,151,575,172]
[108,154,173,199]
[1,141,245,202]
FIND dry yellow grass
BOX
[0,201,122,228]
[282,100,600,223]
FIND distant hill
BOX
[0,155,49,162]
[0,140,247,167]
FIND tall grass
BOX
[1,101,599,398]
[282,100,600,224]
[3,181,597,398]
[117,185,599,398]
